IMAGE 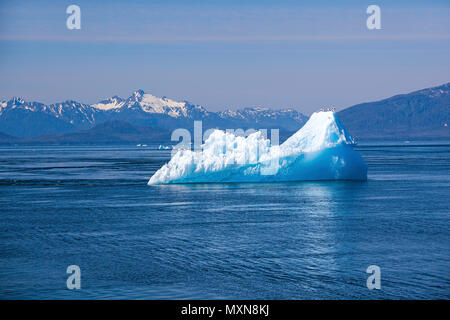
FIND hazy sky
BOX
[0,0,449,114]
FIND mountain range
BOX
[338,83,449,139]
[0,83,448,143]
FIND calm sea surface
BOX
[0,141,449,299]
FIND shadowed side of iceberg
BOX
[148,111,368,185]
[279,144,367,181]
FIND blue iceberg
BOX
[148,111,367,185]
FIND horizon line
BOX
[1,34,450,43]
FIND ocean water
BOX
[0,141,449,299]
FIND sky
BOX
[0,0,449,114]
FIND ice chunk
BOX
[148,111,367,185]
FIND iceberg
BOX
[148,111,367,185]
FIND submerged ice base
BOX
[148,111,367,185]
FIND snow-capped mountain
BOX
[0,90,306,138]
[92,90,211,119]
[220,106,303,120]
[0,97,101,138]
[91,96,126,111]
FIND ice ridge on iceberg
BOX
[148,111,367,185]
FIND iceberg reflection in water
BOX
[148,111,367,185]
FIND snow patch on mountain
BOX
[92,90,190,117]
[0,101,6,115]
[219,107,307,124]
[92,96,126,111]
[139,93,187,117]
